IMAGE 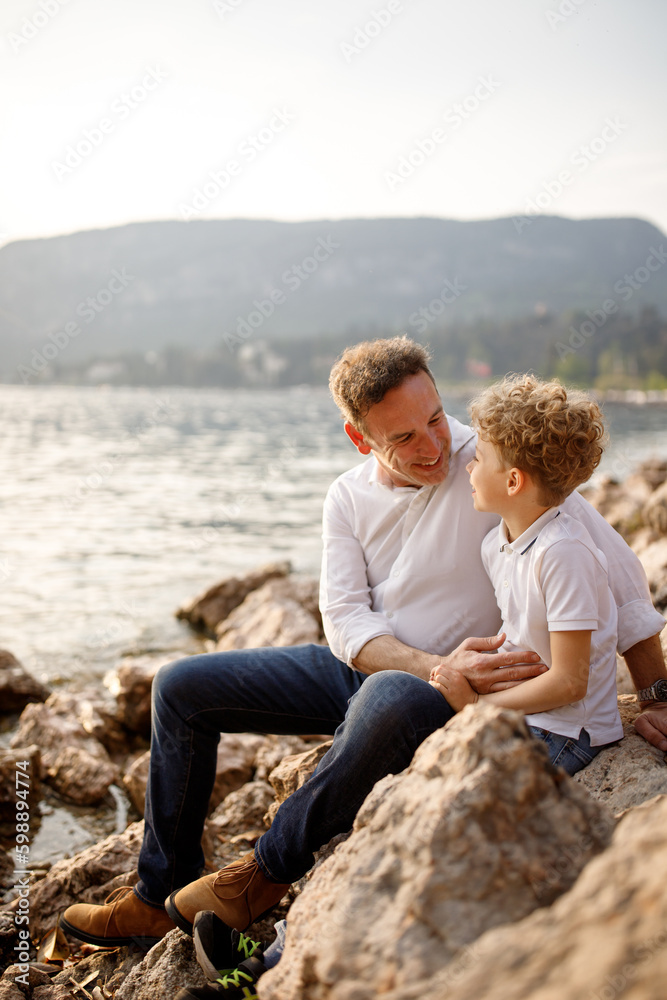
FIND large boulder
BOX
[0,650,50,714]
[9,696,118,806]
[573,694,667,814]
[380,794,667,1000]
[176,562,292,635]
[260,704,614,1000]
[215,576,322,650]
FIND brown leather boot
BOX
[61,886,175,948]
[165,853,291,935]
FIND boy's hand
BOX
[429,663,479,711]
[443,633,547,693]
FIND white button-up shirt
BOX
[483,508,623,745]
[321,416,665,666]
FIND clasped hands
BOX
[427,632,546,711]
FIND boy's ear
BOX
[344,422,373,455]
[506,467,526,496]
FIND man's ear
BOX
[506,467,526,496]
[344,422,372,455]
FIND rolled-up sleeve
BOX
[320,484,394,666]
[564,492,665,653]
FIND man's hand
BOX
[442,633,547,694]
[634,703,667,752]
[429,663,478,711]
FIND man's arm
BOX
[625,633,667,751]
[354,631,547,688]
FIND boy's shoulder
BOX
[538,509,608,570]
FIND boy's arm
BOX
[430,630,590,713]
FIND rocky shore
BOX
[1,460,667,999]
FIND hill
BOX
[1,215,666,382]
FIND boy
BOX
[430,373,623,773]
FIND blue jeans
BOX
[135,644,455,905]
[528,725,613,775]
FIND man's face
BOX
[346,371,452,488]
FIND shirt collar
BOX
[498,506,562,554]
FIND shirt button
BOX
[386,611,394,619]
[503,580,509,588]
[393,570,400,577]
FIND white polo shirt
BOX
[482,509,624,745]
[321,417,664,669]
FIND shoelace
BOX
[104,887,135,905]
[215,967,257,991]
[235,933,261,962]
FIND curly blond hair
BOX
[329,336,434,432]
[469,374,605,505]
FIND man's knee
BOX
[348,670,441,728]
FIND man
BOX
[62,337,667,946]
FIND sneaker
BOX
[175,957,265,999]
[166,852,290,935]
[194,910,263,980]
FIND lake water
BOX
[1,384,666,690]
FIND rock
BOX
[259,704,614,1000]
[644,479,667,534]
[253,735,314,782]
[635,535,667,608]
[0,745,41,827]
[123,733,264,818]
[52,946,144,996]
[33,987,78,1000]
[573,694,667,813]
[10,696,118,806]
[0,977,27,1000]
[580,475,648,540]
[107,654,171,737]
[0,650,50,714]
[265,741,332,824]
[3,966,52,993]
[0,850,13,890]
[208,780,275,839]
[45,688,129,757]
[634,457,667,492]
[215,577,322,651]
[210,734,265,811]
[114,927,206,1000]
[614,653,634,694]
[122,752,151,815]
[176,562,292,635]
[383,794,667,1000]
[25,820,144,942]
[0,912,22,982]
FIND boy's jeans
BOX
[135,644,455,906]
[528,725,615,775]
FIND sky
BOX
[2,0,666,245]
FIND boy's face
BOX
[465,435,511,513]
